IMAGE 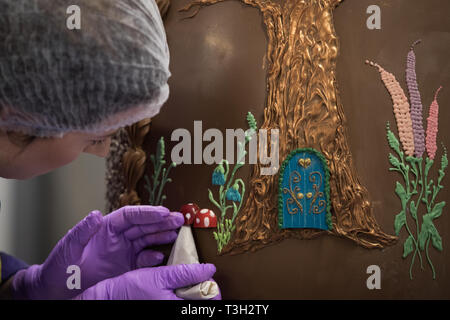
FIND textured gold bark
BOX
[156,0,171,18]
[119,119,152,206]
[181,0,397,254]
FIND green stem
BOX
[232,179,246,223]
[208,189,222,211]
[414,158,424,269]
[155,163,175,205]
[225,141,247,192]
[422,158,434,212]
[409,250,417,280]
[219,185,226,224]
[211,117,256,253]
[222,159,230,180]
[429,165,445,207]
[430,188,439,207]
[400,152,411,194]
[144,175,153,204]
[425,236,436,280]
[150,160,163,205]
[396,155,421,277]
[397,158,414,237]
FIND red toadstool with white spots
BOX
[179,203,199,225]
[193,208,217,228]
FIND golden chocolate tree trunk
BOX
[181,0,397,254]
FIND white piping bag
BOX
[167,225,219,299]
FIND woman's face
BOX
[0,130,117,180]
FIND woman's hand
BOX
[73,264,218,300]
[11,206,184,300]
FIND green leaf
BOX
[144,175,152,192]
[157,137,165,161]
[409,200,417,220]
[395,181,406,200]
[247,112,257,130]
[389,153,401,168]
[208,188,214,200]
[430,201,446,219]
[406,156,419,175]
[395,182,408,210]
[386,123,401,156]
[441,150,448,171]
[418,225,429,251]
[232,201,238,216]
[403,235,414,258]
[394,210,406,236]
[213,232,218,241]
[150,154,155,167]
[428,223,443,251]
[225,231,230,243]
[438,169,446,186]
[425,157,434,177]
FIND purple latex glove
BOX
[12,206,184,300]
[73,264,218,300]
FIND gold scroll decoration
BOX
[181,0,397,254]
[105,128,130,212]
[156,0,171,18]
[119,119,152,207]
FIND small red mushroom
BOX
[179,203,200,225]
[193,208,217,228]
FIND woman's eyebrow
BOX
[97,130,119,139]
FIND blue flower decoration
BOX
[212,165,226,186]
[226,186,241,202]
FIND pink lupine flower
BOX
[425,86,443,160]
[366,60,415,157]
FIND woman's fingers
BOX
[136,249,165,268]
[161,264,217,290]
[124,212,184,240]
[106,206,171,233]
[132,230,178,253]
[60,210,103,261]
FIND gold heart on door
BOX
[298,158,311,168]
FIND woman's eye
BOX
[90,139,106,146]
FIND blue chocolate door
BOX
[278,148,331,230]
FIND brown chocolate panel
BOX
[135,0,450,298]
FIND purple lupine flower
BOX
[406,40,426,158]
